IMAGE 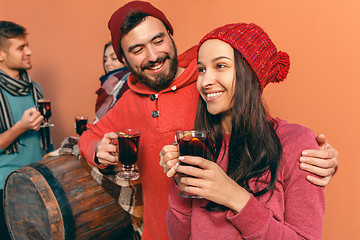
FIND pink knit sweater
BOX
[167,118,325,239]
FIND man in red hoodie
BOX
[79,1,338,239]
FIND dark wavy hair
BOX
[194,49,283,211]
[0,21,27,49]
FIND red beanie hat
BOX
[198,23,290,92]
[108,1,173,61]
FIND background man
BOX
[79,1,338,239]
[0,21,48,238]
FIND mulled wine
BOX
[37,99,51,120]
[178,135,208,167]
[118,134,140,165]
[115,129,141,180]
[37,99,53,127]
[177,130,209,166]
[176,130,210,199]
[75,117,88,136]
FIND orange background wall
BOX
[1,0,358,238]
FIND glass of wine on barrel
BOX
[176,130,210,198]
[75,116,88,136]
[36,99,54,127]
[112,129,141,181]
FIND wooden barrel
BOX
[3,155,133,240]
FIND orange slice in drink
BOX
[183,131,193,141]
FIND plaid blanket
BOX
[47,137,144,239]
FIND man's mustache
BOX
[141,54,170,70]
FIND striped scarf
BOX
[0,69,43,154]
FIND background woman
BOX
[160,23,325,239]
[95,41,130,122]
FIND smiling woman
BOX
[95,41,130,122]
[197,39,236,120]
[162,22,325,239]
[103,41,125,73]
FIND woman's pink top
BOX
[166,118,325,239]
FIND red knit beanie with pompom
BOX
[198,23,290,92]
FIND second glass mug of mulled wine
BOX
[176,130,210,198]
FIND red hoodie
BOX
[79,46,199,240]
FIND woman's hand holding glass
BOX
[160,145,250,213]
[159,144,182,184]
[177,156,250,213]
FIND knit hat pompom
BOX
[197,23,290,92]
[274,51,290,83]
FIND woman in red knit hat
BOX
[160,23,324,239]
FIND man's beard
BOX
[125,40,178,91]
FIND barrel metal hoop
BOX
[30,162,75,240]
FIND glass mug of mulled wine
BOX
[36,99,54,127]
[176,130,210,198]
[112,129,141,181]
[75,116,88,136]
